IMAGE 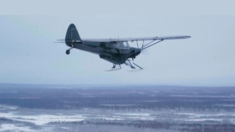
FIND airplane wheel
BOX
[66,50,70,55]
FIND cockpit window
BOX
[117,42,130,49]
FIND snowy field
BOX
[0,84,235,132]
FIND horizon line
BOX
[0,83,234,88]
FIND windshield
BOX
[117,42,130,49]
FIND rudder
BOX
[65,24,82,46]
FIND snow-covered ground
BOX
[0,105,235,132]
[0,85,235,132]
[0,124,34,132]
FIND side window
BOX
[123,42,127,48]
[118,42,130,54]
[123,42,130,49]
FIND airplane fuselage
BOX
[66,42,141,65]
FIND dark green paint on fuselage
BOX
[66,41,141,65]
[65,24,141,65]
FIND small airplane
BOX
[57,24,190,70]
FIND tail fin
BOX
[65,24,82,46]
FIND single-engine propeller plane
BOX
[57,24,190,70]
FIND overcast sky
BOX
[0,1,235,86]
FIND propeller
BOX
[140,48,148,55]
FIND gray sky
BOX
[0,1,235,86]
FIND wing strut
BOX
[141,40,164,50]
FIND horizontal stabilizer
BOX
[56,39,82,43]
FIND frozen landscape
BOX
[0,84,235,132]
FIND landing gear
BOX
[125,63,135,69]
[66,49,70,55]
[106,64,121,72]
[127,60,136,69]
[131,65,135,69]
[111,64,121,70]
[66,47,73,55]
[125,59,143,70]
[112,64,116,69]
[132,57,136,61]
[133,63,143,69]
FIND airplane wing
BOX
[82,36,191,42]
[56,36,190,50]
